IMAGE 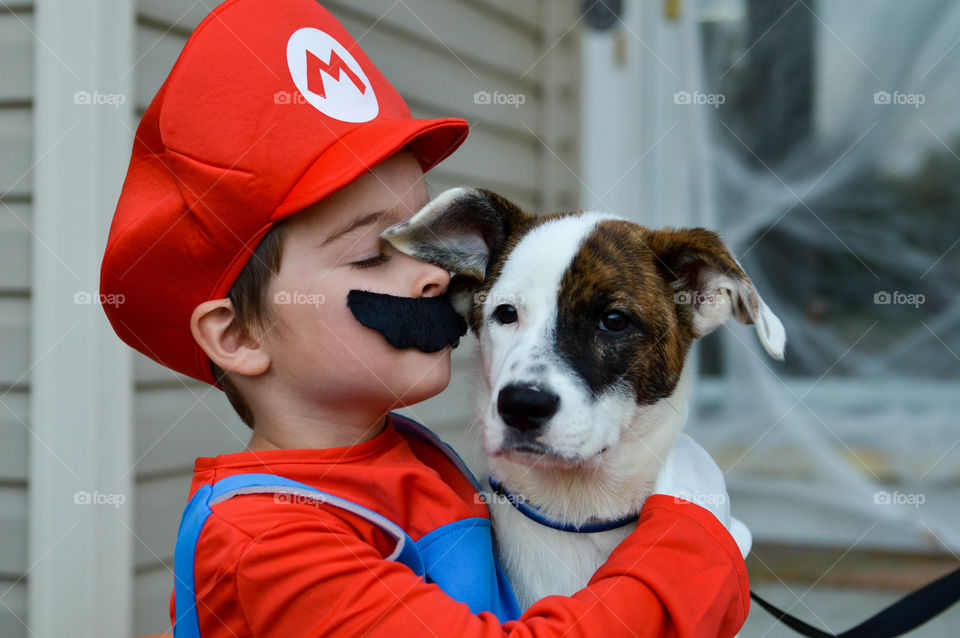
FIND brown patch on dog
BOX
[552,221,755,403]
[553,220,688,403]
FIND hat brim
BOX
[272,116,469,221]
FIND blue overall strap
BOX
[415,517,523,622]
[391,412,522,621]
[390,412,483,492]
[172,472,422,638]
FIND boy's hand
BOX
[653,433,752,558]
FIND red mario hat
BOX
[100,0,468,385]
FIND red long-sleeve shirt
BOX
[169,414,749,636]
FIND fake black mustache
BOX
[346,290,468,352]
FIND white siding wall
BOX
[0,1,34,635]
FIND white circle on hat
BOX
[286,28,379,123]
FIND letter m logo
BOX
[306,50,367,98]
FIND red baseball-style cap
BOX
[100,0,468,385]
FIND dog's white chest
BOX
[488,496,637,610]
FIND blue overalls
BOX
[172,414,522,637]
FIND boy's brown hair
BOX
[211,222,287,428]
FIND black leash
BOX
[750,563,960,637]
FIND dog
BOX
[381,187,785,609]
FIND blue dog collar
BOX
[487,476,639,533]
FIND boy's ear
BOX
[190,299,271,378]
[645,227,786,360]
[380,187,530,284]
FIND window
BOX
[689,0,960,549]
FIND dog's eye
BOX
[493,304,518,324]
[599,311,629,333]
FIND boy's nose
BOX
[406,255,450,298]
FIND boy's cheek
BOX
[267,276,457,365]
[266,300,453,406]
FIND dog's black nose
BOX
[497,383,560,432]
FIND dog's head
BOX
[382,187,785,476]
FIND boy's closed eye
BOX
[351,248,392,269]
[323,211,411,269]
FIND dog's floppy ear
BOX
[647,227,786,360]
[380,187,529,283]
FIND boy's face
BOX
[259,151,452,420]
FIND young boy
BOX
[100,1,750,636]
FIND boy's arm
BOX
[218,494,747,638]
